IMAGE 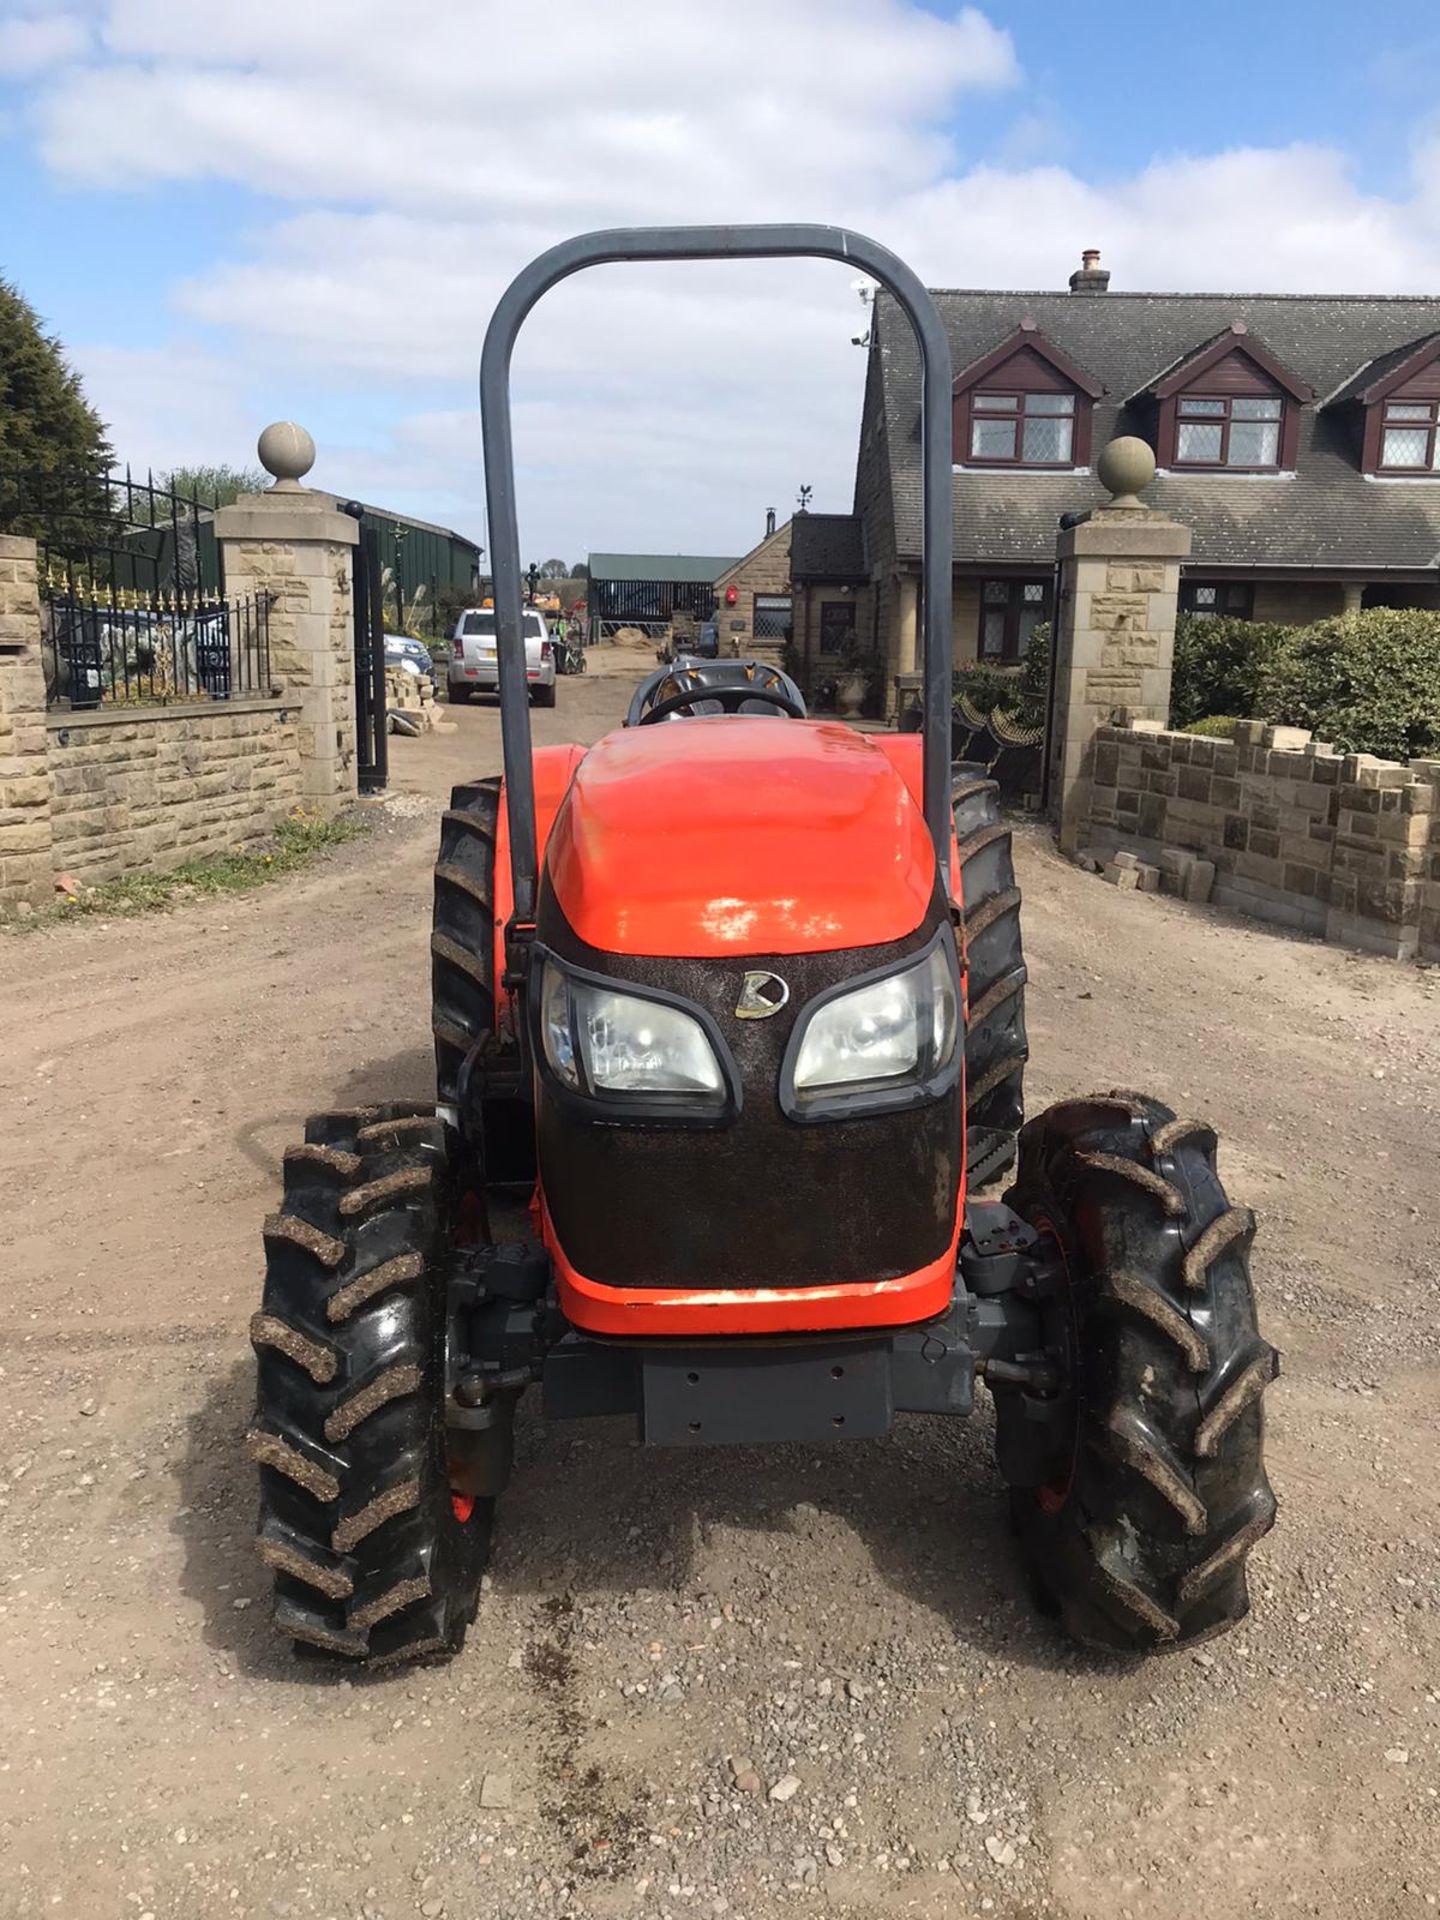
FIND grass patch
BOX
[7,808,368,931]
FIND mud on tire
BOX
[953,766,1027,1187]
[999,1092,1278,1652]
[247,1105,489,1664]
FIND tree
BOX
[571,560,590,581]
[157,464,269,507]
[0,277,112,541]
[538,557,569,580]
[0,277,111,473]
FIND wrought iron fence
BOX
[2,463,275,710]
[0,464,225,598]
[40,579,273,711]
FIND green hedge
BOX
[958,605,1440,763]
[1257,608,1440,762]
[1170,613,1288,729]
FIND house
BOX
[802,253,1440,702]
[712,510,795,658]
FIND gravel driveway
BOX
[2,663,1437,1920]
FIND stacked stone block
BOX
[1086,719,1440,961]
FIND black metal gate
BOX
[348,510,388,793]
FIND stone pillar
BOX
[1342,582,1364,615]
[0,533,55,908]
[1050,438,1191,855]
[214,423,359,811]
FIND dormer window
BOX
[952,323,1103,471]
[1378,400,1438,472]
[1131,322,1311,476]
[970,390,1076,465]
[1326,333,1440,477]
[1175,393,1283,469]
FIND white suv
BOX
[448,608,557,707]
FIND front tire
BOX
[247,1105,489,1664]
[998,1092,1278,1652]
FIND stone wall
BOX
[1250,581,1347,626]
[1085,719,1440,962]
[0,534,53,905]
[45,701,303,886]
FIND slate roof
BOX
[790,512,867,579]
[588,552,737,582]
[1323,333,1440,407]
[871,289,1440,574]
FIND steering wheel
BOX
[626,662,807,726]
[638,683,806,724]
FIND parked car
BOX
[449,607,557,707]
[383,632,437,689]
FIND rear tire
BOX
[248,1106,489,1664]
[954,766,1027,1187]
[998,1091,1278,1653]
[448,684,471,705]
[532,681,557,709]
[431,779,535,1183]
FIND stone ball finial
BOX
[257,421,316,491]
[1096,435,1156,508]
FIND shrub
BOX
[953,661,1022,715]
[1017,621,1050,727]
[1186,715,1240,738]
[1170,612,1288,729]
[1256,607,1440,761]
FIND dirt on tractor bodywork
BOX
[247,223,1276,1671]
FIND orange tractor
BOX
[248,227,1276,1665]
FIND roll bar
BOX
[479,225,955,922]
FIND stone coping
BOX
[47,697,291,734]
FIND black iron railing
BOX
[40,580,273,711]
[0,464,226,598]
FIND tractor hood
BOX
[542,719,937,958]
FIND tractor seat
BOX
[626,658,807,726]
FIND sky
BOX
[2,0,1440,564]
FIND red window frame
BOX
[1376,399,1439,473]
[1171,393,1284,471]
[966,390,1077,469]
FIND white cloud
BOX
[68,341,256,477]
[0,9,87,73]
[25,2,1440,558]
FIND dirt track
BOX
[2,661,1437,1920]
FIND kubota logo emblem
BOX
[735,971,789,1019]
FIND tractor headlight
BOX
[540,959,727,1107]
[784,934,960,1118]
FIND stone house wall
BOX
[1084,718,1440,961]
[713,521,793,663]
[47,702,303,887]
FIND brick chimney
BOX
[1069,248,1110,294]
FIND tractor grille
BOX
[534,887,962,1293]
